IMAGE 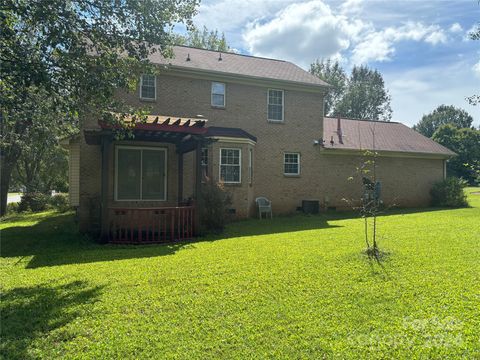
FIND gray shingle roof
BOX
[149,46,329,87]
[206,126,257,142]
[323,117,455,157]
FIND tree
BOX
[174,26,229,51]
[335,65,392,121]
[413,105,474,138]
[310,59,347,116]
[0,0,198,215]
[432,124,480,184]
[10,89,71,193]
[466,12,479,105]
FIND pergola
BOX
[84,114,209,242]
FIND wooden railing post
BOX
[194,141,202,236]
[100,135,111,242]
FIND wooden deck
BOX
[108,206,196,244]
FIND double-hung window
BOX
[211,82,226,107]
[268,89,284,121]
[140,74,156,100]
[115,147,167,200]
[220,148,241,183]
[284,152,300,175]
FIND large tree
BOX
[309,59,347,116]
[174,26,230,52]
[413,105,474,138]
[310,61,392,121]
[0,0,198,215]
[432,124,480,183]
[335,65,392,121]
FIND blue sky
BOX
[188,0,479,127]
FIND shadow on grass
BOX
[0,205,462,269]
[0,281,103,360]
[1,211,340,269]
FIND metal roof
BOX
[323,117,456,157]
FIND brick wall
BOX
[77,72,445,230]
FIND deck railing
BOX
[108,206,195,244]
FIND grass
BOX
[1,188,479,359]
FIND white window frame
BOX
[201,147,209,179]
[283,152,300,176]
[140,74,156,100]
[114,145,167,201]
[267,88,284,122]
[219,148,242,184]
[248,148,253,185]
[211,82,226,108]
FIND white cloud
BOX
[385,62,480,126]
[473,60,480,78]
[352,22,448,64]
[424,30,447,45]
[194,0,297,48]
[243,1,368,66]
[339,0,363,15]
[449,22,463,33]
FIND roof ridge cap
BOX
[173,45,287,63]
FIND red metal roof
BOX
[323,117,455,157]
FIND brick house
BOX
[65,46,455,243]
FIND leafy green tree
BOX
[413,105,474,138]
[0,0,198,215]
[432,124,480,183]
[309,59,347,116]
[174,26,229,51]
[10,90,71,193]
[467,23,479,105]
[334,65,392,121]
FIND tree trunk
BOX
[0,156,16,216]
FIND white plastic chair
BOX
[256,197,272,219]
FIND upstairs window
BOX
[140,74,156,100]
[268,89,284,121]
[220,148,241,183]
[284,152,300,175]
[211,82,226,107]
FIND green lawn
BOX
[1,189,479,359]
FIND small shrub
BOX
[18,192,51,212]
[430,177,468,208]
[49,193,70,212]
[6,202,19,214]
[200,178,232,233]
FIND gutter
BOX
[321,147,456,160]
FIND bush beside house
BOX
[430,177,468,207]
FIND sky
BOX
[187,0,479,127]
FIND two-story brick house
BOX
[66,46,454,243]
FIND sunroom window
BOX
[220,148,241,183]
[116,147,166,200]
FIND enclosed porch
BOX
[84,114,208,244]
